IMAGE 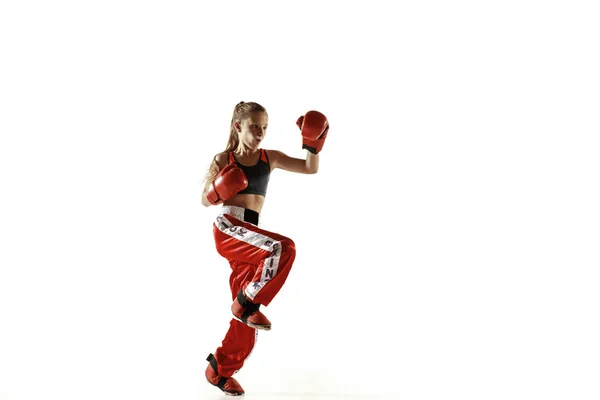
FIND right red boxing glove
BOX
[296,110,329,154]
[206,164,248,205]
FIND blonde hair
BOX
[224,101,267,152]
[201,101,267,190]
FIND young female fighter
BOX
[200,101,329,396]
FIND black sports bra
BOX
[228,149,271,197]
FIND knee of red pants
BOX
[280,237,296,264]
[249,237,296,306]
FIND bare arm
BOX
[268,149,319,174]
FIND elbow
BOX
[201,194,212,207]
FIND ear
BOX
[234,121,242,133]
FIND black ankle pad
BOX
[236,290,260,322]
[236,290,250,307]
[206,353,219,375]
[207,353,230,390]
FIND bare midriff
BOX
[223,193,265,214]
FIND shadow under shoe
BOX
[205,353,244,396]
[231,290,271,331]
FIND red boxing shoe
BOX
[205,353,245,396]
[231,290,271,331]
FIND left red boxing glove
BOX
[296,110,329,154]
[206,164,248,205]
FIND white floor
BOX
[200,374,389,399]
[202,392,387,400]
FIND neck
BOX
[235,144,259,158]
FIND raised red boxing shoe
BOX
[231,290,271,331]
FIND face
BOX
[236,111,268,149]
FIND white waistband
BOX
[218,205,260,225]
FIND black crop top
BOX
[228,149,271,197]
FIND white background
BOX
[1,1,599,399]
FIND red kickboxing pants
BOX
[211,205,296,377]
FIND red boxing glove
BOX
[206,164,248,205]
[296,110,329,154]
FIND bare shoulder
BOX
[264,149,284,169]
[264,149,279,160]
[213,151,229,170]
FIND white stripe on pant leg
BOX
[246,246,280,300]
[215,214,281,301]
